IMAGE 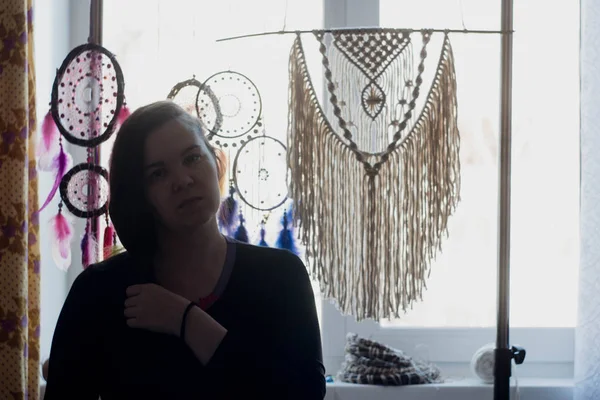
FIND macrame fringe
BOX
[287,34,461,320]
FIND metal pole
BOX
[88,0,103,251]
[89,0,103,45]
[494,0,514,398]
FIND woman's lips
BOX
[178,196,203,209]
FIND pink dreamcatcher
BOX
[37,43,130,270]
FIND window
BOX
[100,0,578,378]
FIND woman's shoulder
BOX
[81,251,134,277]
[69,251,140,297]
[232,241,308,279]
[234,240,299,262]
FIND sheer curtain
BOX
[576,0,600,398]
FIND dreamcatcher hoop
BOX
[51,43,125,147]
[197,70,263,148]
[166,77,223,134]
[59,163,109,219]
[232,134,288,212]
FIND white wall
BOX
[35,0,70,364]
[36,0,91,364]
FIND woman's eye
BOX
[148,169,166,181]
[185,154,203,164]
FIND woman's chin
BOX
[174,211,215,231]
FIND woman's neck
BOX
[155,218,226,276]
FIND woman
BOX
[44,101,326,399]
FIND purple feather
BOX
[81,231,89,268]
[50,210,73,270]
[37,110,60,171]
[38,145,72,213]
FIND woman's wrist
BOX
[179,301,196,340]
[181,305,228,364]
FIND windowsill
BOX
[325,378,574,400]
[40,378,574,400]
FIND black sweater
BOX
[44,242,326,399]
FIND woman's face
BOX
[143,118,221,232]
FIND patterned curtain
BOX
[577,0,600,398]
[0,0,41,399]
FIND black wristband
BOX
[180,301,196,341]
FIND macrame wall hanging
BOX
[287,29,461,320]
[167,71,299,255]
[37,43,130,270]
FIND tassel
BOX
[233,213,249,243]
[50,208,73,271]
[81,230,90,268]
[38,144,72,213]
[218,184,238,236]
[258,222,269,247]
[276,208,299,255]
[37,109,59,171]
[117,104,131,127]
[103,224,115,260]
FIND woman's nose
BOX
[171,169,194,192]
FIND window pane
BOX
[102,0,324,324]
[379,0,579,328]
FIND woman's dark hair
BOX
[108,100,226,260]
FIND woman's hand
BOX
[124,283,189,336]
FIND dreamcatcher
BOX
[287,30,461,320]
[167,71,299,254]
[37,43,130,270]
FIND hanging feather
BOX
[50,208,73,271]
[37,109,59,171]
[80,229,90,268]
[38,144,72,213]
[117,103,131,127]
[258,222,269,247]
[103,223,115,260]
[85,234,99,269]
[276,208,299,255]
[218,184,238,236]
[233,212,249,243]
[80,219,101,269]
